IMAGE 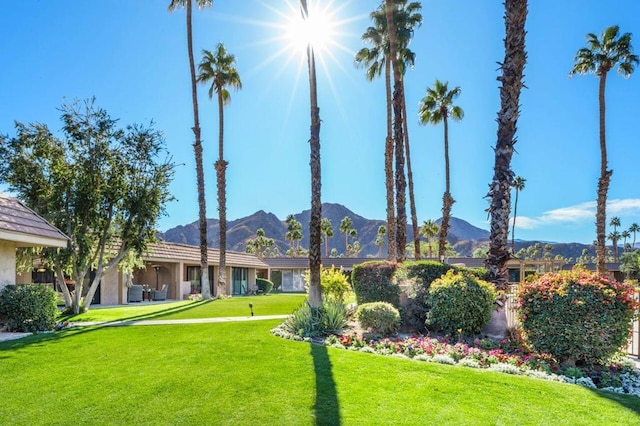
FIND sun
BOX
[284,2,337,53]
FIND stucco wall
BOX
[100,267,120,305]
[0,240,17,290]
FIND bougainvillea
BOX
[517,269,638,365]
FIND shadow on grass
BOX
[60,299,212,323]
[310,343,341,426]
[589,387,640,414]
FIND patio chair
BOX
[153,284,168,301]
[128,284,143,303]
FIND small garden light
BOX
[249,303,254,316]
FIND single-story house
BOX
[0,195,69,291]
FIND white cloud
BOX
[513,198,640,230]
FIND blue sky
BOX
[1,0,640,245]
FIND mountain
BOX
[159,203,593,260]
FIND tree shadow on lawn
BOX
[588,387,640,415]
[310,343,341,426]
[60,299,211,323]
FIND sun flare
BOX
[284,3,337,53]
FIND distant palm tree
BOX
[299,0,322,307]
[608,230,621,262]
[197,43,242,296]
[168,0,213,298]
[420,219,439,259]
[321,217,334,257]
[621,230,631,253]
[630,223,640,249]
[419,80,464,260]
[510,176,526,253]
[487,0,528,292]
[375,224,387,257]
[339,216,354,257]
[570,25,639,273]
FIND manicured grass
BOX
[1,319,639,425]
[63,294,307,322]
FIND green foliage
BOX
[351,261,399,307]
[426,270,496,335]
[396,261,487,331]
[356,302,400,336]
[256,278,274,294]
[517,270,637,365]
[282,300,348,337]
[304,267,351,302]
[0,284,58,332]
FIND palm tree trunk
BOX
[511,189,519,253]
[385,0,406,263]
[487,0,527,292]
[216,88,228,296]
[186,0,209,298]
[402,88,420,260]
[439,115,455,259]
[595,73,611,274]
[300,0,322,308]
[384,59,396,261]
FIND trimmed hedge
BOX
[351,261,399,307]
[356,302,400,336]
[426,270,496,335]
[256,278,274,294]
[0,284,58,332]
[518,270,637,365]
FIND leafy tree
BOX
[245,228,276,259]
[419,80,464,259]
[570,25,639,273]
[329,248,339,258]
[375,225,387,257]
[419,219,439,259]
[299,0,322,307]
[620,250,640,279]
[197,43,242,296]
[487,0,528,292]
[168,0,213,298]
[321,217,334,257]
[0,100,174,313]
[473,246,489,259]
[510,176,526,253]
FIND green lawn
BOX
[63,294,307,322]
[1,315,639,424]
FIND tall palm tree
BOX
[321,217,334,257]
[197,43,242,296]
[420,219,439,259]
[621,230,631,253]
[339,216,354,257]
[299,0,322,307]
[168,0,213,298]
[510,176,526,253]
[570,25,639,274]
[608,230,621,262]
[418,80,464,260]
[487,0,528,292]
[385,0,407,262]
[630,223,640,249]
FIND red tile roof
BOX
[0,195,68,245]
[146,240,269,269]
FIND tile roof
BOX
[146,240,269,269]
[264,257,387,271]
[0,195,68,246]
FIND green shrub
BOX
[396,261,487,331]
[304,267,352,302]
[517,270,637,365]
[256,278,274,294]
[351,261,399,307]
[426,270,496,335]
[0,284,58,332]
[282,300,348,337]
[356,302,400,336]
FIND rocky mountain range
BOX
[159,202,594,260]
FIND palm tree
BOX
[375,224,387,257]
[621,230,631,253]
[487,0,528,292]
[510,176,526,253]
[610,216,621,232]
[321,217,333,257]
[418,80,464,260]
[339,216,354,257]
[299,0,322,308]
[168,0,213,298]
[630,223,640,249]
[570,25,639,274]
[420,219,439,259]
[197,43,242,296]
[608,230,621,262]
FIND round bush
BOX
[426,270,496,335]
[0,284,58,332]
[517,270,637,365]
[356,302,400,336]
[256,278,273,294]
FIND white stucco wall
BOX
[0,240,17,290]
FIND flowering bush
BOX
[517,270,638,365]
[426,270,496,335]
[356,302,400,336]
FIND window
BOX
[232,267,248,295]
[186,265,214,294]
